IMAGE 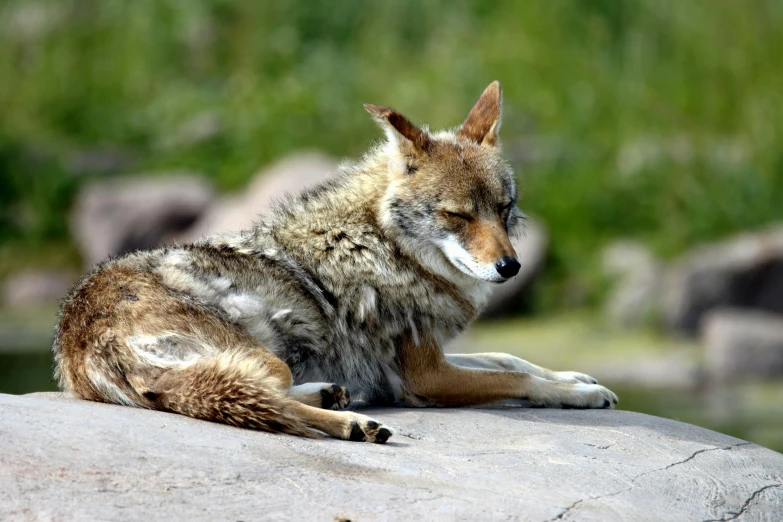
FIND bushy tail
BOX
[143,351,318,438]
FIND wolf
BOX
[53,81,618,443]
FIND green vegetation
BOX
[2,0,782,308]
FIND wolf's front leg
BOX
[445,353,598,385]
[400,336,618,409]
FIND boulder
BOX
[702,309,783,382]
[2,392,782,521]
[65,147,134,176]
[1,269,74,308]
[179,152,339,241]
[665,226,783,334]
[480,219,548,318]
[157,111,223,151]
[601,240,664,328]
[71,175,214,266]
[592,351,701,390]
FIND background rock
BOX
[179,152,339,241]
[602,240,664,328]
[593,351,701,390]
[71,174,214,266]
[66,147,134,177]
[1,270,75,308]
[480,219,548,318]
[2,392,782,521]
[703,308,783,382]
[665,226,783,334]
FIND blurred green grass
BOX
[1,0,782,309]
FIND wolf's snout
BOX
[495,256,520,278]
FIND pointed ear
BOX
[364,104,431,153]
[457,81,502,147]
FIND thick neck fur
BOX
[242,140,494,316]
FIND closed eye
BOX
[444,210,473,222]
[498,201,514,214]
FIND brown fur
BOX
[457,81,502,146]
[398,333,615,409]
[463,219,516,265]
[56,263,388,440]
[53,81,617,444]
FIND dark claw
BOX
[349,422,365,442]
[320,388,337,409]
[602,399,610,409]
[375,428,392,443]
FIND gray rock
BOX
[2,392,782,521]
[703,309,783,382]
[179,152,339,241]
[665,225,783,334]
[602,241,664,328]
[481,219,548,318]
[72,175,214,266]
[594,351,701,390]
[66,147,134,176]
[157,111,223,150]
[1,269,74,308]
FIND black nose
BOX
[495,256,520,278]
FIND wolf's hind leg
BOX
[286,401,392,443]
[289,382,351,410]
[446,353,598,384]
[145,350,318,438]
[147,351,388,442]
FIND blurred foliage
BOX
[1,0,782,308]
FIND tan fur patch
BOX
[464,219,517,265]
[457,81,502,146]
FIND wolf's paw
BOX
[532,383,618,409]
[290,382,351,410]
[559,383,618,409]
[347,417,393,444]
[555,371,598,385]
[321,384,351,410]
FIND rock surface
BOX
[71,174,214,266]
[703,308,783,382]
[1,269,74,308]
[179,152,339,241]
[601,240,664,328]
[3,393,782,521]
[665,225,783,334]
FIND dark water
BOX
[2,351,781,454]
[0,352,58,395]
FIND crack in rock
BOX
[702,484,783,522]
[545,442,753,522]
[664,443,751,471]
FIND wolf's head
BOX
[367,81,525,284]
